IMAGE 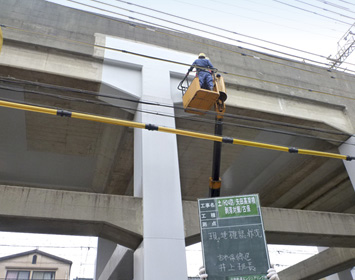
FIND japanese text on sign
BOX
[198,194,270,280]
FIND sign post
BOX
[198,194,270,280]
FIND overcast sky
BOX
[47,0,355,71]
[0,231,320,278]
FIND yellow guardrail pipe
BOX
[0,99,353,161]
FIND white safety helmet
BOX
[198,53,206,58]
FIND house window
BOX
[32,255,37,264]
[6,271,30,280]
[32,271,55,280]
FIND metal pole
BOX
[0,99,352,161]
[209,116,223,197]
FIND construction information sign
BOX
[198,194,270,280]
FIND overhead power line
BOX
[1,76,352,140]
[69,0,355,72]
[314,0,355,14]
[4,21,355,109]
[292,0,355,20]
[1,82,352,146]
[111,0,338,59]
[272,0,353,25]
[3,23,355,116]
[63,0,337,71]
[338,0,355,7]
[41,0,355,72]
[0,99,354,161]
[84,0,338,67]
[0,77,354,141]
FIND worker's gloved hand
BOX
[267,267,280,280]
[199,266,208,279]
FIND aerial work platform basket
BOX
[178,70,227,197]
[182,77,220,115]
[178,73,227,115]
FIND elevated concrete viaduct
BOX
[0,184,354,279]
[0,0,354,279]
[1,185,354,249]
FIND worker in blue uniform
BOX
[188,53,215,90]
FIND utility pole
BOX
[328,23,355,70]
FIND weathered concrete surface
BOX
[183,200,355,248]
[0,41,102,85]
[1,0,355,116]
[1,185,354,249]
[0,0,354,214]
[97,244,133,280]
[0,185,142,249]
[278,247,355,280]
[0,1,355,278]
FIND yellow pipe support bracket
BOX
[209,177,222,190]
[0,99,353,161]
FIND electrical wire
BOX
[64,0,341,73]
[116,0,342,41]
[88,0,338,67]
[1,76,352,139]
[0,98,354,160]
[2,9,355,138]
[272,0,353,25]
[0,87,342,149]
[0,29,354,136]
[3,1,352,75]
[0,24,330,82]
[71,0,331,67]
[0,90,350,147]
[337,0,355,7]
[292,0,355,20]
[1,84,353,151]
[70,0,355,72]
[5,16,355,93]
[175,0,352,26]
[314,0,355,14]
[207,0,347,33]
[3,22,355,116]
[176,0,345,41]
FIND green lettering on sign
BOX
[217,195,259,218]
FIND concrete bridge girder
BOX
[0,30,353,205]
[279,247,355,280]
[0,185,355,279]
[1,1,355,279]
[1,184,354,249]
[0,185,143,249]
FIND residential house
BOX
[0,249,72,280]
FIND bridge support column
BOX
[100,35,195,280]
[339,137,355,191]
[338,138,355,279]
[133,100,188,280]
[131,53,188,280]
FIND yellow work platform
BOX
[182,77,220,115]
